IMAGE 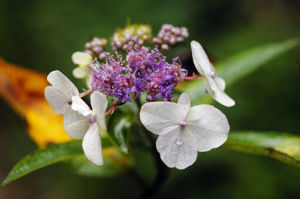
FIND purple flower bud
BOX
[152,24,189,51]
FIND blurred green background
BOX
[0,0,300,198]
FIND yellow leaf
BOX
[0,58,71,147]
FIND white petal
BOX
[191,41,235,107]
[45,86,69,114]
[214,76,226,91]
[191,41,213,75]
[73,67,86,78]
[47,70,79,97]
[71,96,92,116]
[82,123,103,166]
[86,77,91,88]
[185,104,230,152]
[65,119,89,139]
[140,102,185,135]
[72,52,92,66]
[205,76,235,107]
[177,92,191,118]
[63,108,86,129]
[156,126,198,169]
[90,92,107,130]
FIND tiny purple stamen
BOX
[89,116,97,124]
[67,98,72,105]
[210,71,217,78]
[179,120,186,126]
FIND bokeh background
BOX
[0,0,300,198]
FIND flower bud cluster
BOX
[85,37,108,60]
[89,46,187,104]
[152,24,189,51]
[111,24,152,52]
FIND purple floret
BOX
[89,46,187,104]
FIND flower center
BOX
[179,120,186,126]
[210,71,216,78]
[89,116,97,124]
[67,98,72,105]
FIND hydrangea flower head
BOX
[45,23,235,169]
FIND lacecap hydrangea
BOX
[45,23,235,169]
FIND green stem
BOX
[135,98,171,198]
[138,131,170,199]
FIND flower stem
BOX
[79,89,94,98]
[184,76,205,80]
[138,131,170,199]
[105,105,116,116]
[135,98,171,198]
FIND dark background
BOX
[0,0,300,198]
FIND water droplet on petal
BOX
[176,139,182,146]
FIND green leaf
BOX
[67,155,121,177]
[180,38,300,104]
[225,131,300,167]
[1,139,129,186]
[107,110,133,154]
[1,140,83,187]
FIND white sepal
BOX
[191,40,235,107]
[140,102,184,135]
[185,104,229,152]
[205,76,235,107]
[47,70,79,97]
[91,92,108,130]
[191,41,212,75]
[73,67,87,78]
[72,52,92,66]
[156,126,198,170]
[65,118,90,139]
[45,86,69,114]
[140,92,230,169]
[63,108,86,129]
[82,123,103,166]
[71,96,92,116]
